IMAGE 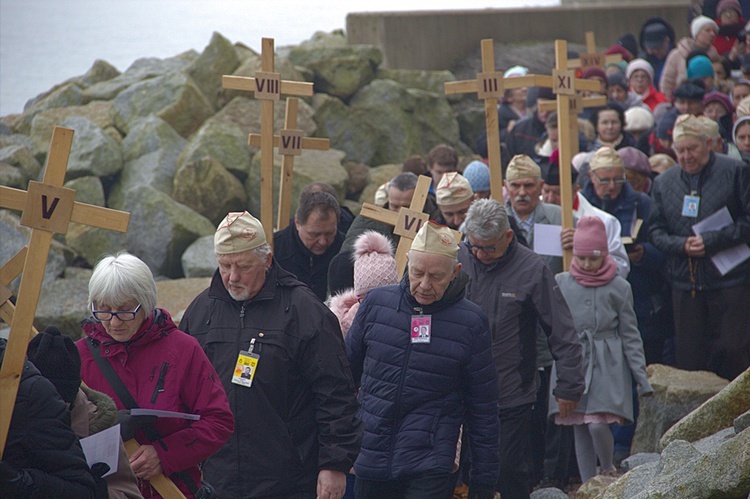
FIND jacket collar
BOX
[82,308,178,349]
[399,267,468,314]
[207,260,304,305]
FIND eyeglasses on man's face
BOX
[592,172,626,185]
[464,240,502,254]
[92,303,142,322]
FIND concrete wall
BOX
[346,2,691,71]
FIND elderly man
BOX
[436,171,474,230]
[347,221,500,499]
[181,211,362,498]
[274,190,343,301]
[649,114,750,381]
[459,199,583,498]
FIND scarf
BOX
[597,134,624,149]
[569,255,618,287]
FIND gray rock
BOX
[343,161,370,198]
[307,55,377,100]
[359,164,401,205]
[632,364,728,454]
[287,42,382,72]
[185,32,240,111]
[620,452,660,472]
[735,409,750,434]
[63,267,93,281]
[156,277,211,326]
[16,82,85,134]
[124,186,214,278]
[0,210,67,295]
[30,101,116,160]
[58,116,123,180]
[64,223,126,269]
[34,278,90,339]
[181,235,217,278]
[0,133,34,150]
[245,148,348,225]
[530,487,568,498]
[63,176,105,207]
[376,68,460,102]
[176,111,253,182]
[108,116,186,210]
[455,102,487,153]
[83,51,199,102]
[692,427,736,454]
[70,59,121,89]
[659,365,750,450]
[657,440,701,476]
[0,144,41,181]
[312,93,382,165]
[172,156,247,225]
[109,71,213,138]
[0,163,27,188]
[599,461,659,498]
[575,473,619,499]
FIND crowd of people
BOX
[2,3,749,499]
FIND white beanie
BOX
[690,15,719,39]
[626,59,655,83]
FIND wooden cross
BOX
[0,127,130,457]
[222,38,314,245]
[568,31,623,71]
[445,39,540,202]
[359,175,461,276]
[248,97,330,232]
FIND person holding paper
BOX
[76,252,235,498]
[649,113,750,380]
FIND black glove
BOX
[0,460,34,496]
[90,462,110,499]
[467,482,496,499]
[116,410,158,441]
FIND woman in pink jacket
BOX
[660,15,720,100]
[76,252,234,499]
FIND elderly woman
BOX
[589,101,638,150]
[76,252,234,499]
[661,15,720,101]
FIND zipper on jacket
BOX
[240,302,246,329]
[150,362,169,404]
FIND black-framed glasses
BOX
[592,172,626,185]
[464,240,501,254]
[92,303,142,322]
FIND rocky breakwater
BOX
[0,29,480,338]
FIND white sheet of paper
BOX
[130,408,201,421]
[692,207,750,276]
[533,223,563,257]
[79,423,120,478]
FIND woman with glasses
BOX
[76,252,234,498]
[589,101,638,151]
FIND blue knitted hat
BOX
[462,160,491,192]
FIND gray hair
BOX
[215,242,273,263]
[88,252,158,317]
[464,198,510,241]
[389,172,419,191]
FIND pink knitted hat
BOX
[353,231,398,296]
[573,216,609,257]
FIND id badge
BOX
[232,350,259,388]
[682,195,700,218]
[411,315,432,344]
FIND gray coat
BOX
[549,273,653,425]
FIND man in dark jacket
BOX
[648,114,750,381]
[459,199,584,499]
[181,211,362,498]
[346,221,500,499]
[274,190,343,302]
[638,17,676,90]
[0,338,100,498]
[504,87,556,160]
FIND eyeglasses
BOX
[92,303,142,322]
[592,172,626,185]
[464,240,501,254]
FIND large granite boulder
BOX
[109,71,213,138]
[224,52,312,104]
[33,278,90,339]
[376,68,460,103]
[659,367,750,450]
[632,364,729,454]
[358,164,401,205]
[63,176,105,207]
[124,186,215,278]
[245,148,348,225]
[108,116,186,210]
[82,51,199,102]
[59,116,123,180]
[156,277,211,326]
[15,83,85,134]
[181,235,216,278]
[172,156,247,225]
[311,93,381,165]
[185,32,240,111]
[0,144,41,185]
[30,101,117,159]
[0,163,27,189]
[65,222,127,269]
[343,161,370,198]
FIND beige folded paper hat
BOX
[215,211,267,255]
[672,114,705,142]
[436,172,474,207]
[411,221,458,259]
[590,146,624,171]
[506,155,541,181]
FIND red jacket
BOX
[77,309,234,498]
[641,85,668,111]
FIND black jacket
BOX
[180,264,362,498]
[273,220,344,302]
[0,339,98,499]
[505,113,546,161]
[648,152,750,291]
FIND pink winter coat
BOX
[660,37,719,101]
[329,290,360,336]
[76,309,235,499]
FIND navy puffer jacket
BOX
[346,272,500,486]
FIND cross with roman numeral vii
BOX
[0,126,130,458]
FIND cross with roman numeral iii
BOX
[248,97,330,232]
[222,37,314,245]
[0,126,130,458]
[360,175,461,277]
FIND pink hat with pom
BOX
[573,216,609,257]
[353,231,399,296]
